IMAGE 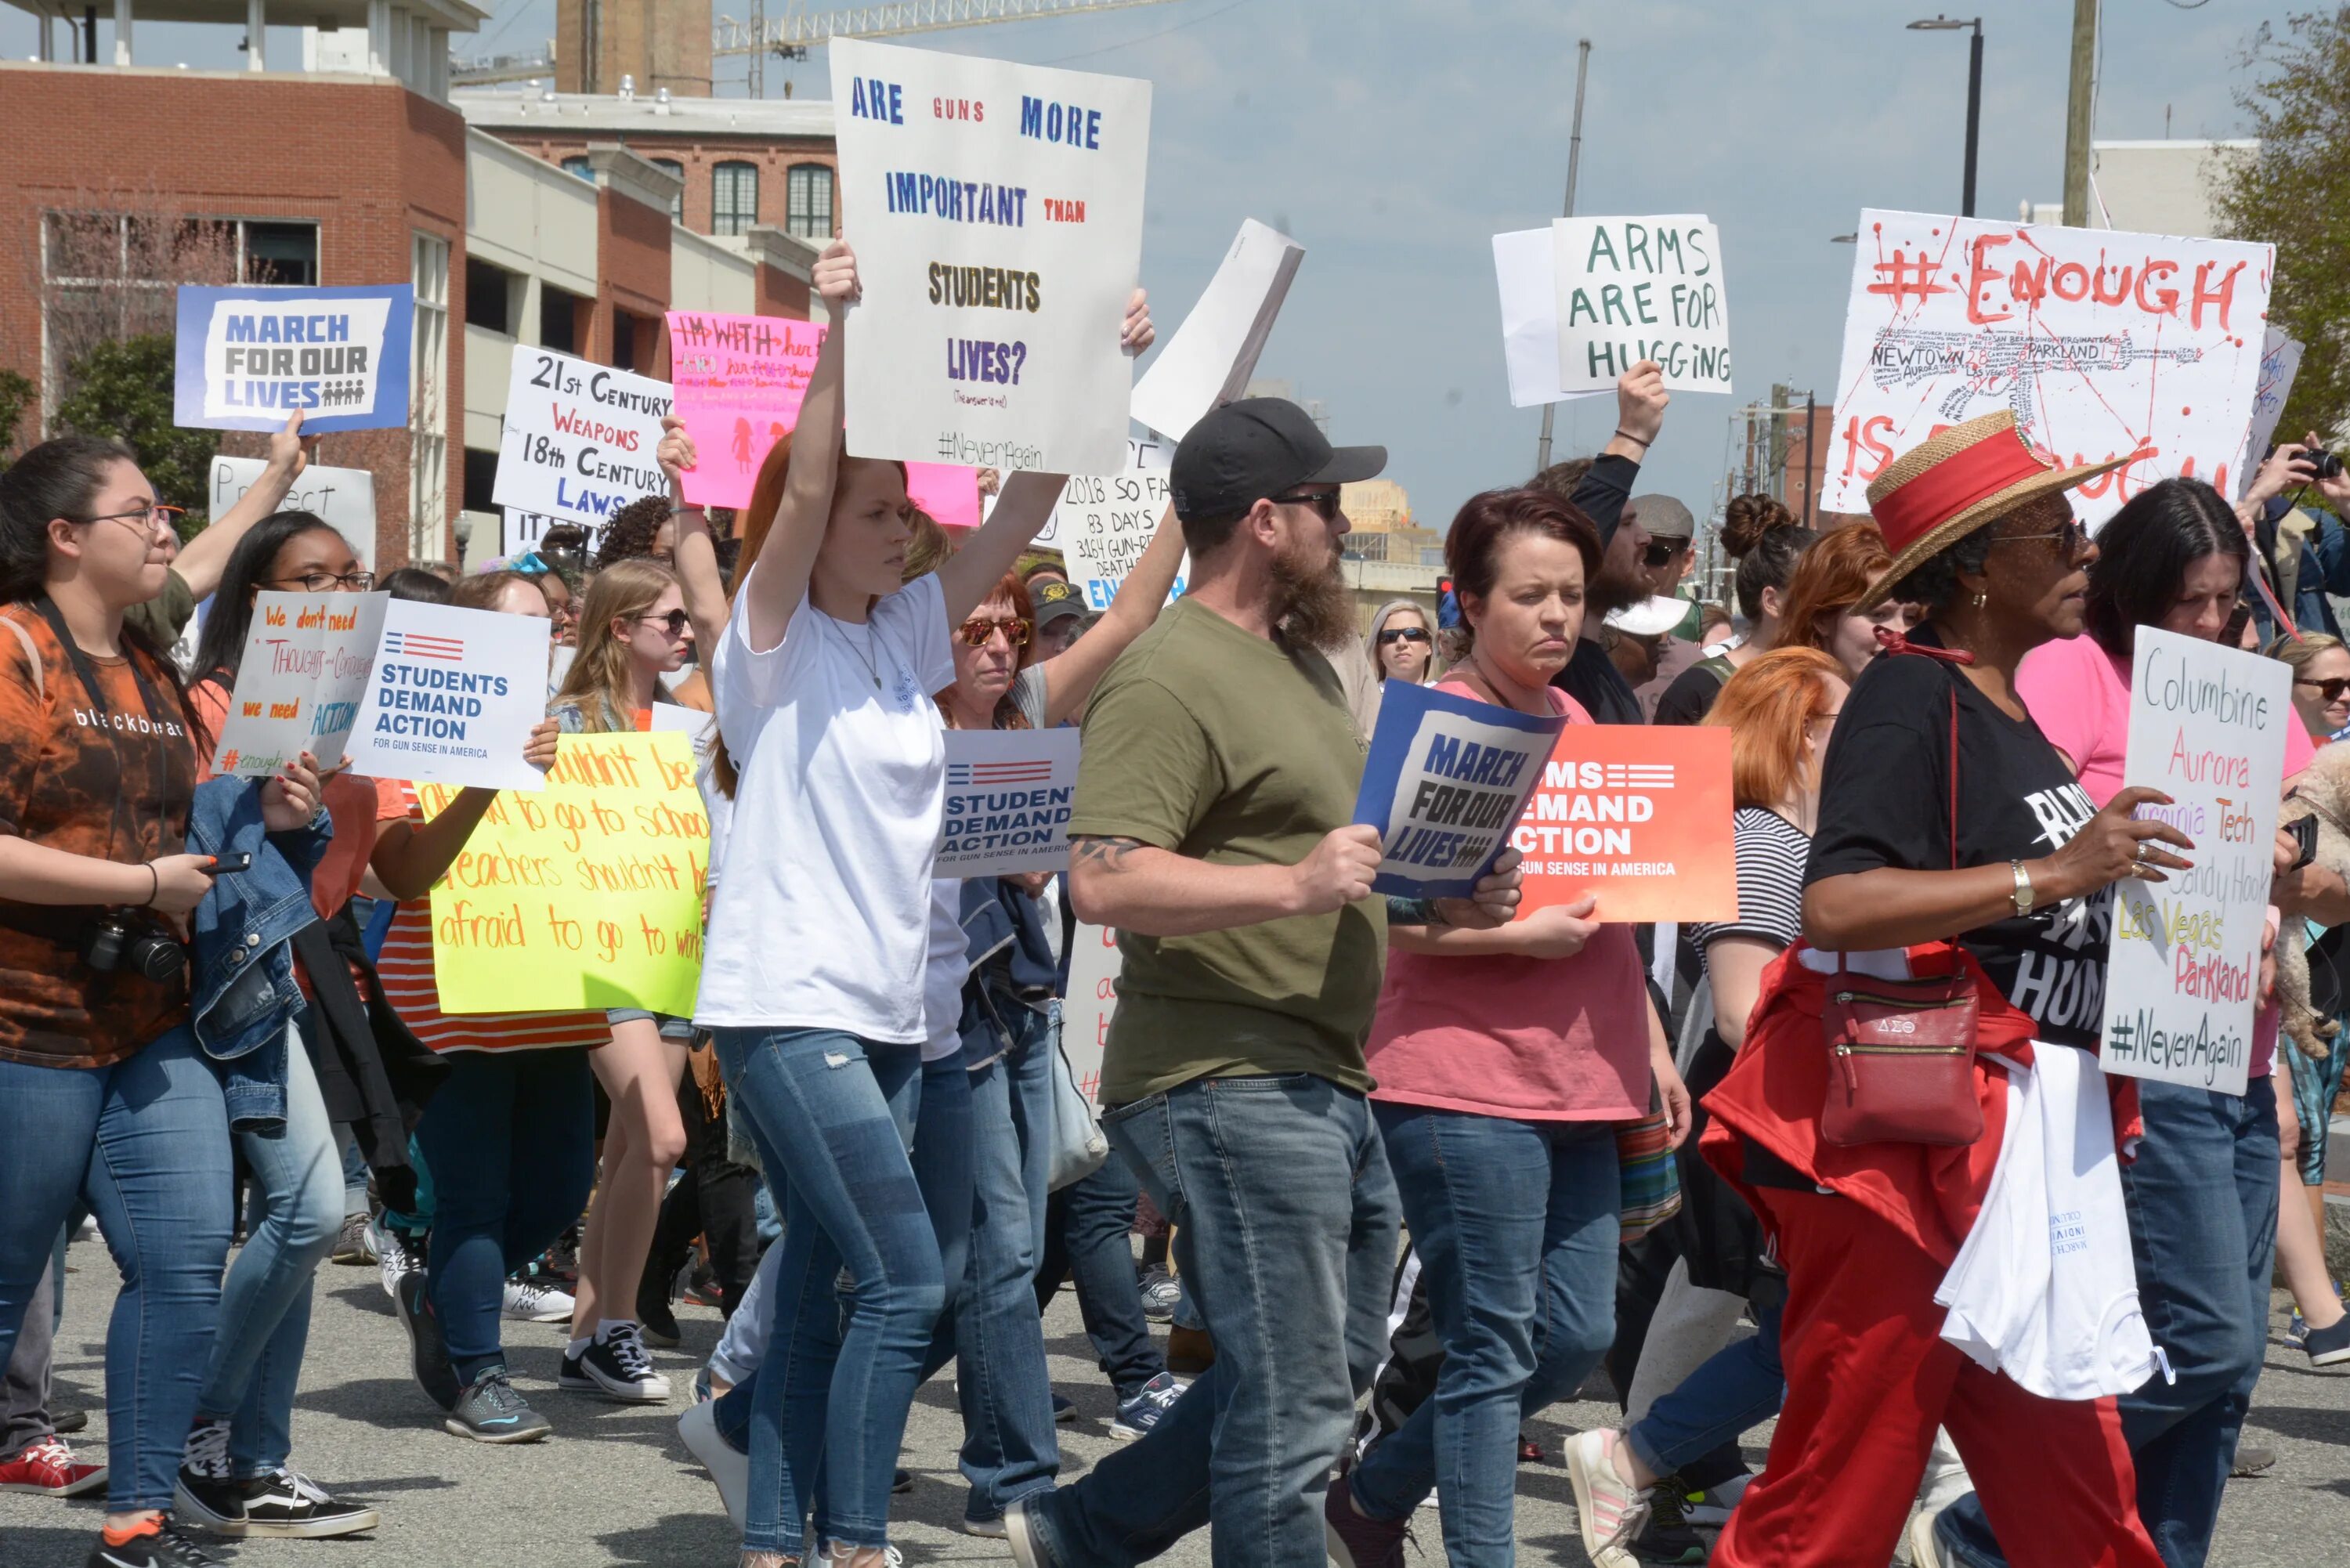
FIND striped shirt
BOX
[1688,805,1810,965]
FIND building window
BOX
[462,447,500,515]
[712,161,758,237]
[786,164,833,240]
[464,256,517,334]
[540,284,586,355]
[561,156,593,182]
[410,232,450,562]
[244,222,318,285]
[651,159,685,222]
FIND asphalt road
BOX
[4,1234,2345,1566]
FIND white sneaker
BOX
[501,1276,577,1324]
[1564,1429,1649,1559]
[678,1401,747,1530]
[369,1219,412,1302]
[1907,1505,1947,1568]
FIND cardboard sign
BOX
[665,312,826,509]
[423,732,707,1017]
[1553,215,1732,395]
[936,727,1081,876]
[1062,919,1119,1111]
[492,347,673,526]
[906,462,982,531]
[1352,681,1566,899]
[1821,210,2274,523]
[345,599,553,792]
[174,284,413,433]
[1492,226,1608,410]
[828,38,1152,475]
[1041,435,1166,550]
[2100,629,2290,1097]
[2237,327,2305,499]
[210,591,388,777]
[208,457,378,570]
[1129,217,1303,440]
[1514,725,1737,923]
[1061,466,1181,611]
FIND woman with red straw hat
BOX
[1695,411,2184,1568]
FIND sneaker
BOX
[563,1321,671,1402]
[327,1212,371,1265]
[638,1294,682,1348]
[677,1401,747,1530]
[894,1466,913,1494]
[1137,1266,1180,1322]
[445,1367,552,1443]
[961,1512,1008,1538]
[84,1519,219,1568]
[502,1275,577,1324]
[1322,1471,1411,1568]
[1625,1477,1708,1564]
[230,1469,380,1538]
[1683,1472,1748,1527]
[53,1406,89,1436]
[693,1366,714,1405]
[173,1419,245,1533]
[1564,1429,1650,1559]
[370,1219,414,1302]
[2230,1442,2279,1478]
[2305,1314,2350,1367]
[1004,1491,1061,1568]
[1908,1504,1948,1568]
[1108,1371,1186,1440]
[0,1436,107,1497]
[1050,1392,1077,1425]
[394,1270,461,1411]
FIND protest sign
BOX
[649,701,718,761]
[1492,226,1607,410]
[1820,209,2273,524]
[1041,435,1166,550]
[1130,218,1303,440]
[174,284,412,433]
[500,508,596,560]
[664,312,826,508]
[1352,681,1566,898]
[492,347,672,526]
[2236,327,2305,499]
[208,457,378,570]
[1514,725,1737,923]
[423,731,707,1017]
[907,462,982,531]
[345,599,553,792]
[828,38,1151,475]
[1061,464,1181,611]
[1551,216,1731,395]
[1062,921,1119,1111]
[210,591,388,777]
[936,727,1081,876]
[2100,628,2290,1097]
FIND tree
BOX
[2211,10,2350,443]
[51,334,217,521]
[0,369,34,468]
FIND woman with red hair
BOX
[1771,518,1919,678]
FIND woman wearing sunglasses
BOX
[2274,631,2350,743]
[1365,600,1436,686]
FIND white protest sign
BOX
[649,701,718,761]
[1552,215,1730,395]
[345,600,554,792]
[1061,466,1183,612]
[492,348,671,526]
[1821,210,2274,523]
[936,727,1081,876]
[2100,628,2290,1097]
[1130,218,1303,441]
[210,591,388,776]
[2237,328,2305,499]
[500,508,598,560]
[1039,435,1165,551]
[830,38,1151,475]
[1062,920,1119,1111]
[1492,227,1608,410]
[208,457,378,571]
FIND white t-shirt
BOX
[922,879,967,1063]
[695,574,956,1043]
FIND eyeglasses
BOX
[1993,518,2089,556]
[1641,539,1687,569]
[635,609,692,638]
[959,616,1032,648]
[2296,676,2350,702]
[1377,626,1431,645]
[1271,489,1342,522]
[261,570,376,593]
[78,504,184,539]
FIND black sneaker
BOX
[394,1270,461,1411]
[85,1519,219,1568]
[560,1323,671,1402]
[895,1466,914,1494]
[1051,1392,1077,1425]
[172,1419,244,1534]
[2305,1314,2350,1367]
[638,1292,682,1348]
[445,1367,552,1443]
[237,1468,381,1537]
[1627,1476,1709,1565]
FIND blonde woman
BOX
[2272,630,2350,743]
[1365,599,1436,685]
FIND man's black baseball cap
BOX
[1169,398,1386,525]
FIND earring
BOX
[1972,591,1987,609]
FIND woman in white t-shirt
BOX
[686,240,1151,1568]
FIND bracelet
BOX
[1613,428,1651,448]
[2008,859,2034,919]
[143,863,158,908]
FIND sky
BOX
[0,0,2284,534]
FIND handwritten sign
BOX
[828,38,1151,475]
[937,727,1081,876]
[211,591,388,776]
[500,508,597,560]
[174,284,412,433]
[1493,226,1609,410]
[1822,210,2274,524]
[2237,328,2305,499]
[1061,466,1180,611]
[1130,217,1303,441]
[665,312,826,509]
[2101,628,2290,1096]
[1552,215,1732,395]
[1041,435,1165,551]
[1062,920,1119,1111]
[209,457,378,570]
[424,732,707,1016]
[492,347,672,526]
[345,599,552,792]
[1514,725,1737,923]
[1352,681,1566,899]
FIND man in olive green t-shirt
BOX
[1005,399,1520,1568]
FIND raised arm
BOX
[176,411,316,600]
[1029,500,1184,725]
[737,242,857,652]
[655,417,734,654]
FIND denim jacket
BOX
[186,774,332,1131]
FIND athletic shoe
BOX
[1108,1371,1186,1440]
[1908,1504,1948,1568]
[1136,1266,1180,1322]
[82,1519,219,1568]
[962,1512,1009,1538]
[173,1419,246,1533]
[328,1212,371,1265]
[2230,1442,2279,1478]
[53,1406,89,1436]
[1682,1472,1748,1527]
[638,1294,682,1348]
[1322,1470,1410,1568]
[370,1219,414,1302]
[894,1466,913,1494]
[693,1366,714,1405]
[501,1275,576,1324]
[1564,1428,1650,1559]
[445,1367,552,1443]
[1050,1392,1077,1425]
[2305,1314,2350,1367]
[394,1270,460,1411]
[562,1321,671,1402]
[1519,1433,1545,1464]
[1004,1492,1061,1568]
[0,1436,107,1497]
[231,1469,379,1538]
[678,1401,746,1530]
[1623,1477,1708,1564]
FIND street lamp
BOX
[1908,16,1983,218]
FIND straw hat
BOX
[1860,410,2126,608]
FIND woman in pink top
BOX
[1333,488,1690,1567]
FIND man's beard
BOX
[1587,544,1650,620]
[1271,539,1358,651]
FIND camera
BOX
[81,912,186,982]
[2305,450,2345,481]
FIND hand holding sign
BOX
[257,751,324,832]
[2058,786,2196,894]
[1433,846,1526,930]
[1292,824,1383,915]
[657,416,696,500]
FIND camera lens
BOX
[126,930,188,984]
[2314,451,2345,481]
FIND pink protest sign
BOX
[906,463,982,531]
[663,312,826,508]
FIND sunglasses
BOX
[1994,518,2090,557]
[1272,489,1342,522]
[2297,676,2350,703]
[959,616,1032,648]
[1377,626,1431,645]
[1641,539,1687,568]
[635,609,692,638]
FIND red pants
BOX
[1712,1188,2162,1568]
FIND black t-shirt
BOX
[1804,629,2110,1049]
[1654,653,1734,728]
[1554,636,1644,725]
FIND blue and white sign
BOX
[344,599,553,793]
[1351,680,1565,899]
[936,727,1082,876]
[174,284,413,433]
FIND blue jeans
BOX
[197,1035,345,1474]
[1938,1076,2280,1568]
[0,1026,233,1511]
[1626,1295,1785,1479]
[412,1048,595,1381]
[1021,1073,1401,1568]
[1046,1150,1166,1402]
[712,1028,942,1556]
[1349,1105,1622,1565]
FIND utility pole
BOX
[2063,0,2097,226]
[1961,23,1982,216]
[1534,38,1592,475]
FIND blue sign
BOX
[1350,679,1566,899]
[174,284,414,433]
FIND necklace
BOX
[830,613,883,689]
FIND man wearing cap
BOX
[1004,399,1520,1568]
[1030,577,1094,660]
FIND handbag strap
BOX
[1835,640,1965,988]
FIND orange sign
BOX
[1513,725,1737,923]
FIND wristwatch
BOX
[2008,860,2034,919]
